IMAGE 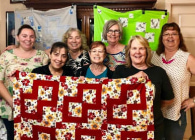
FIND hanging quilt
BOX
[13,71,154,140]
[94,6,169,51]
[14,6,77,50]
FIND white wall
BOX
[0,0,26,52]
[154,0,165,9]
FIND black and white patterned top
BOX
[66,50,91,76]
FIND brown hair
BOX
[89,41,106,52]
[50,41,69,62]
[16,24,36,48]
[156,22,188,55]
[125,35,153,68]
[17,24,35,36]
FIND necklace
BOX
[162,57,175,64]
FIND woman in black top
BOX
[32,42,74,76]
[112,35,174,140]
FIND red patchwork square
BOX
[14,71,154,140]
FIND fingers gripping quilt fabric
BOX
[13,71,154,140]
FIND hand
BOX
[109,67,115,71]
[8,97,13,109]
[7,70,17,82]
[181,98,195,111]
[84,63,90,66]
[79,76,85,80]
[44,49,50,56]
[2,45,16,54]
[127,71,148,79]
[100,77,108,81]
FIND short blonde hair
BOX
[62,28,89,51]
[102,19,123,40]
[125,35,153,68]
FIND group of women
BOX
[0,19,195,140]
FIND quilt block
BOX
[13,71,154,140]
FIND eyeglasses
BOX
[163,33,179,37]
[90,50,105,54]
[107,30,120,34]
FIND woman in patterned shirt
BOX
[102,19,126,71]
[0,24,49,140]
[62,28,91,76]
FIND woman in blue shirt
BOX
[76,41,113,79]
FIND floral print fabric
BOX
[13,72,154,140]
[0,50,48,120]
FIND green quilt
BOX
[94,6,169,51]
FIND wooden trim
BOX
[23,0,157,11]
[190,86,195,137]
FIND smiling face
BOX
[130,39,147,68]
[16,28,35,50]
[89,45,106,64]
[162,29,180,51]
[67,31,82,51]
[49,47,68,70]
[106,24,120,45]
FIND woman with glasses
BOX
[152,22,195,140]
[76,41,113,79]
[102,19,126,71]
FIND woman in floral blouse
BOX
[0,24,49,140]
[4,28,91,77]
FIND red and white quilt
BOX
[13,71,154,140]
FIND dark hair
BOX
[89,41,106,52]
[156,22,188,55]
[17,24,35,36]
[50,42,68,56]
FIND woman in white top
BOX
[152,22,195,140]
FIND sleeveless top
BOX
[151,49,191,121]
[104,46,126,69]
